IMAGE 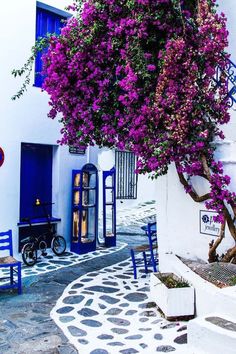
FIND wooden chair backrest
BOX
[0,230,13,257]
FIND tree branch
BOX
[177,170,211,202]
[201,154,211,180]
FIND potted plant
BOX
[150,272,195,320]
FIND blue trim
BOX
[36,1,71,18]
[141,222,156,233]
[71,164,98,255]
[142,222,158,273]
[130,249,147,280]
[215,56,236,109]
[20,143,53,220]
[18,217,61,226]
[35,4,69,87]
[0,230,22,295]
[103,167,116,247]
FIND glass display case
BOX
[103,167,116,247]
[71,164,98,254]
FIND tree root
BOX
[222,245,236,263]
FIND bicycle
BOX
[21,201,66,266]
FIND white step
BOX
[188,313,236,354]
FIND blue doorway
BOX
[20,143,53,220]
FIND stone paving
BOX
[115,200,157,227]
[51,259,188,354]
[0,201,190,353]
[0,240,132,354]
[0,242,127,284]
[1,199,156,283]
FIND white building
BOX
[0,0,156,256]
[158,0,236,265]
[157,0,236,318]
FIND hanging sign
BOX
[0,147,4,167]
[69,146,86,155]
[200,210,221,237]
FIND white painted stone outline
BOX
[0,241,127,283]
[100,201,157,227]
[51,258,189,354]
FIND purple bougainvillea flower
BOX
[42,0,231,222]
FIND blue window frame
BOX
[35,3,68,87]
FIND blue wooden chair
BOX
[130,245,149,279]
[143,222,158,273]
[0,230,22,295]
[130,222,158,279]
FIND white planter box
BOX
[150,272,195,319]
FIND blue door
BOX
[20,143,53,220]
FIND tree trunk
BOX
[208,217,225,263]
[176,161,236,263]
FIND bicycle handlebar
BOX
[20,202,56,226]
[21,217,31,223]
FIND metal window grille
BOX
[115,150,138,199]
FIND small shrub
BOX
[158,273,190,289]
[229,276,236,286]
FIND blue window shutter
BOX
[35,7,66,87]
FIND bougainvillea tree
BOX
[13,0,236,262]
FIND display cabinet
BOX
[71,163,98,254]
[103,167,116,247]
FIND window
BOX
[35,2,69,87]
[115,150,138,199]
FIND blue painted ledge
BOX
[17,217,61,227]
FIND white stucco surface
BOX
[0,1,87,254]
[159,254,236,318]
[157,1,236,266]
[0,0,156,255]
[188,313,236,354]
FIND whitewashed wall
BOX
[0,0,156,256]
[158,1,236,269]
[0,0,88,255]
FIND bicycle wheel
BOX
[51,235,66,255]
[22,242,37,266]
